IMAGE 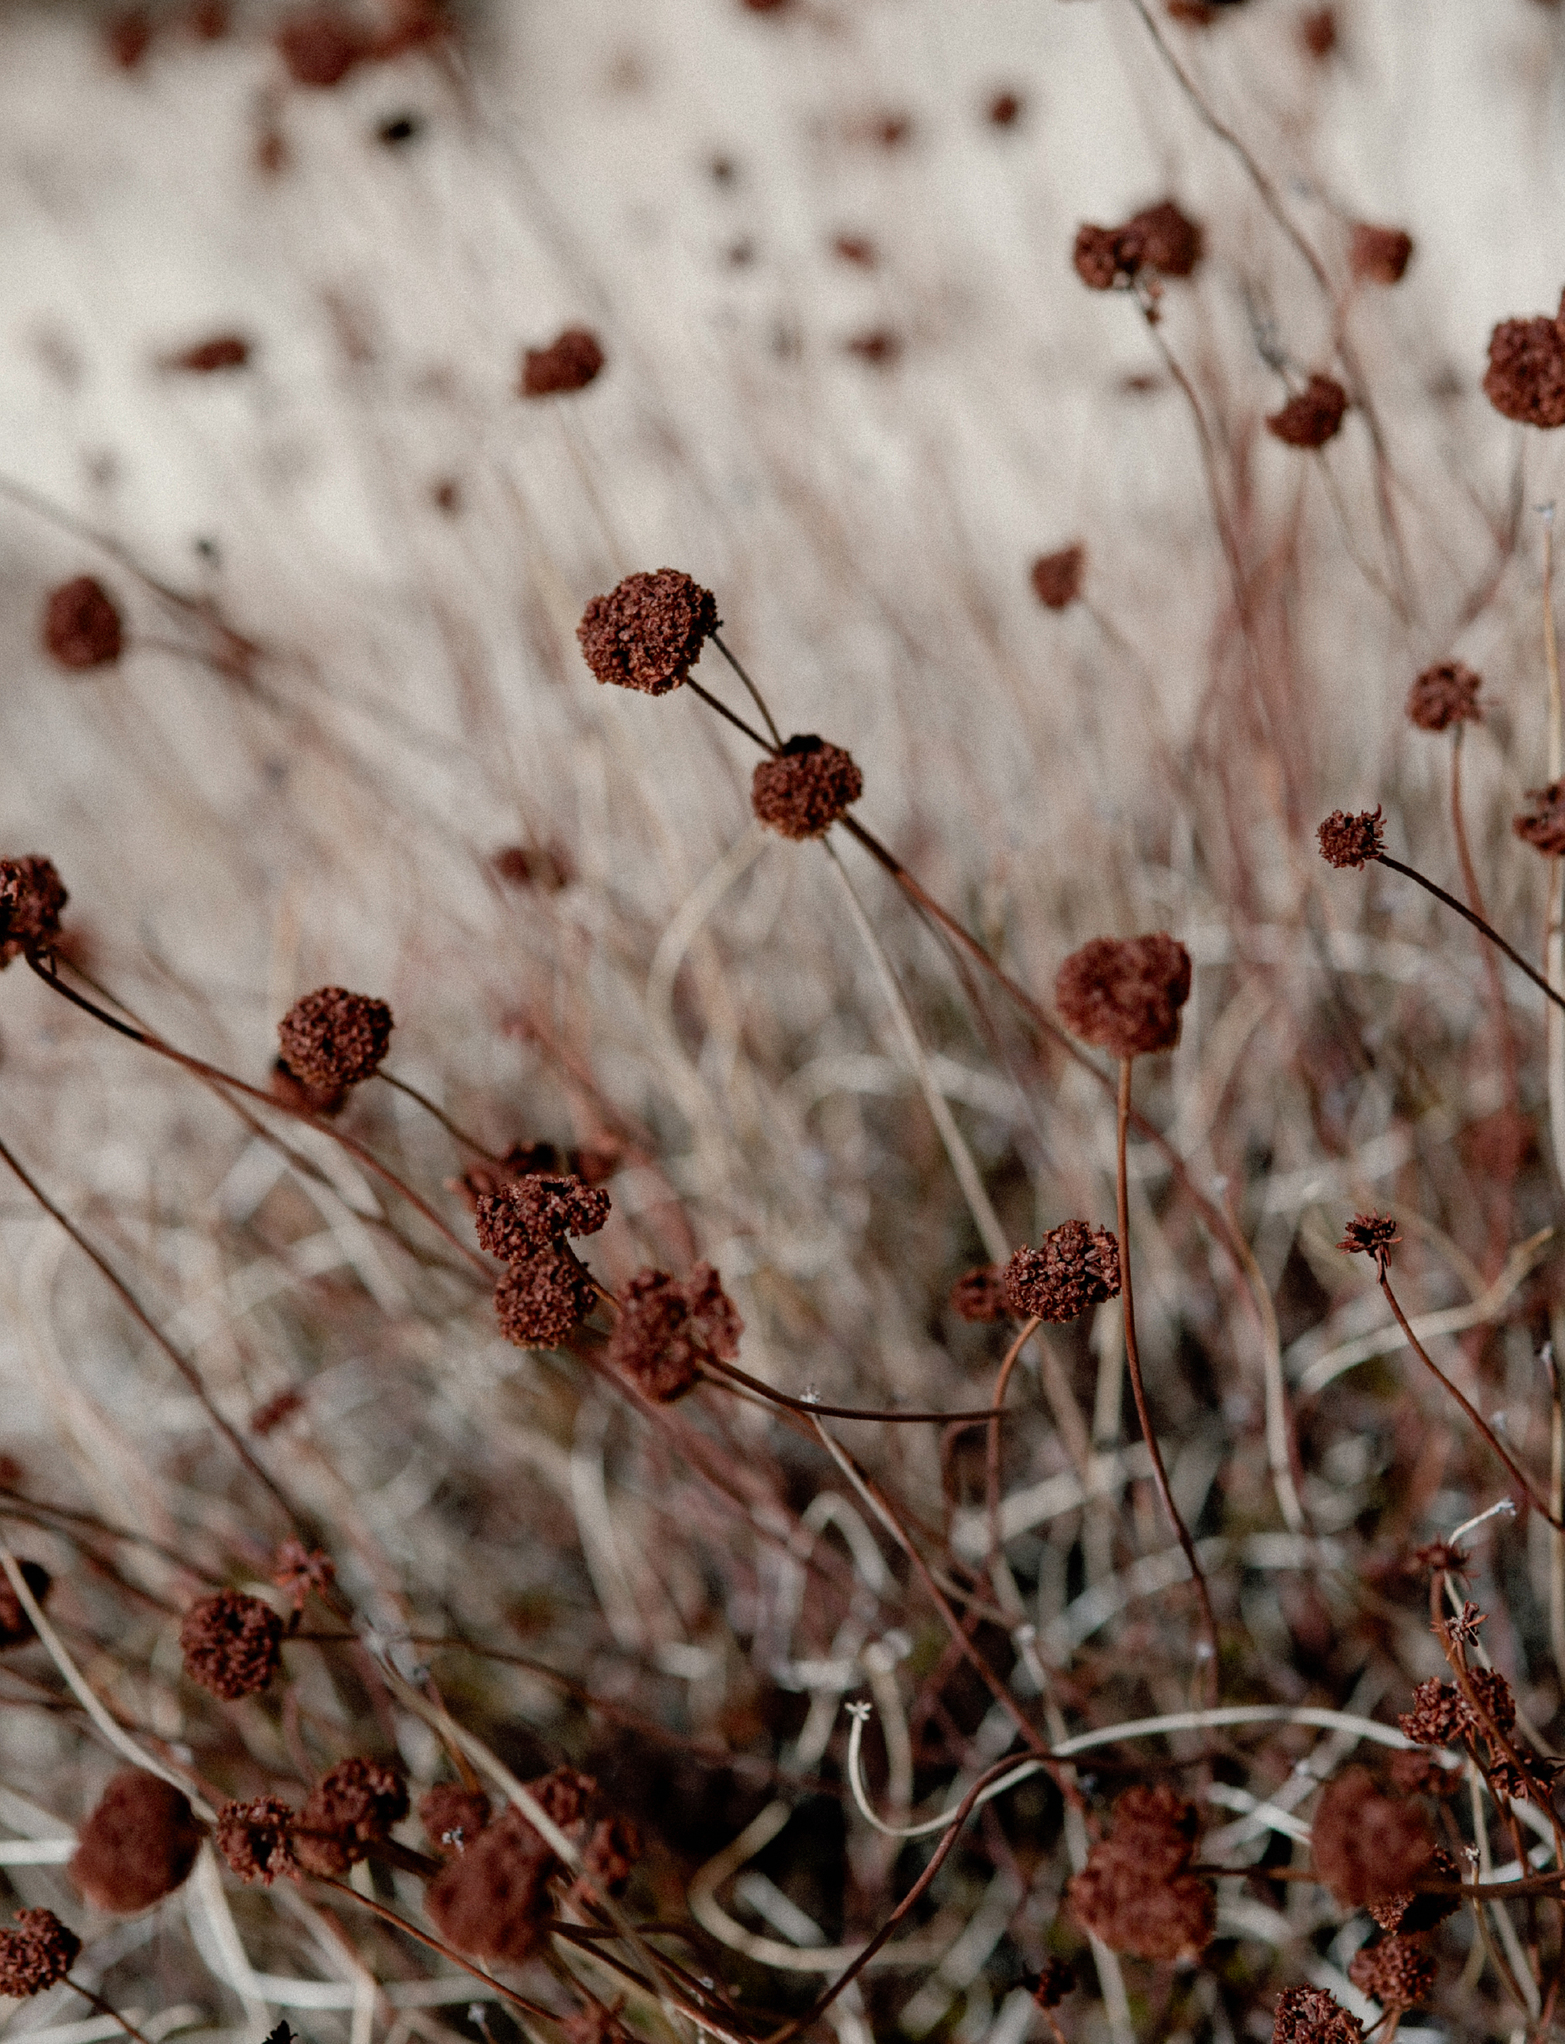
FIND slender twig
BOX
[700,1354,1021,1425]
[987,1317,1042,1579]
[1372,851,1565,1017]
[378,1072,507,1161]
[1450,726,1521,1119]
[65,1980,158,2044]
[683,675,777,754]
[710,633,784,748]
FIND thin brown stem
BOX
[1374,852,1565,1018]
[710,632,784,748]
[684,674,777,754]
[66,1980,158,2044]
[311,1873,558,2024]
[987,1316,1042,1578]
[1117,1058,1220,1701]
[378,1072,507,1161]
[1450,728,1521,1116]
[701,1353,1020,1425]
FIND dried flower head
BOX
[1067,1784,1213,1961]
[1271,1986,1364,2044]
[1311,1766,1434,1907]
[578,1815,642,1897]
[1031,1959,1076,2009]
[949,1264,1013,1323]
[71,1770,203,1913]
[1266,373,1349,448]
[1120,200,1204,277]
[0,1910,81,1996]
[1317,806,1385,868]
[277,987,394,1092]
[275,9,372,86]
[1348,1934,1436,2011]
[1349,224,1414,286]
[476,1175,611,1261]
[1004,1222,1121,1322]
[170,333,250,373]
[577,569,720,695]
[1031,544,1085,610]
[1072,223,1126,291]
[1462,1663,1516,1739]
[0,856,68,968]
[0,1560,52,1648]
[1338,1211,1399,1277]
[1485,299,1565,428]
[1514,781,1565,855]
[608,1264,741,1402]
[1406,660,1481,732]
[1055,932,1191,1057]
[293,1759,409,1876]
[1398,1678,1467,1748]
[1369,1845,1461,1934]
[424,1802,559,1963]
[420,1784,492,1857]
[179,1588,284,1700]
[216,1796,298,1885]
[271,1541,336,1613]
[751,735,864,839]
[43,577,123,670]
[521,328,606,397]
[493,1250,599,1348]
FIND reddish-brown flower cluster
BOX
[43,577,123,670]
[1348,1933,1436,2010]
[578,1814,642,1897]
[1369,1845,1460,1936]
[1055,932,1191,1058]
[751,735,864,839]
[1067,1784,1215,1961]
[1514,781,1565,855]
[277,987,394,1093]
[1317,807,1385,869]
[1398,1677,1467,1748]
[949,1264,1012,1323]
[420,1784,491,1857]
[577,570,720,695]
[0,857,68,969]
[1349,224,1414,286]
[1485,292,1565,428]
[71,1771,203,1913]
[293,1759,408,1876]
[1271,1985,1364,2044]
[494,1255,600,1349]
[0,1559,52,1647]
[1072,201,1204,289]
[520,328,606,397]
[271,1540,336,1613]
[0,1910,81,1996]
[1266,374,1349,448]
[1338,1211,1399,1276]
[168,333,250,373]
[1030,544,1085,610]
[1311,1767,1434,1907]
[1406,660,1481,732]
[216,1796,299,1885]
[607,1264,743,1402]
[424,1767,591,1964]
[476,1176,610,1262]
[179,1589,284,1700]
[1003,1222,1121,1322]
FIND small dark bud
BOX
[521,328,606,397]
[1266,373,1349,447]
[43,578,123,670]
[1338,1211,1399,1276]
[1350,223,1414,286]
[1031,544,1085,610]
[0,858,69,970]
[168,333,250,374]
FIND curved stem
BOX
[1450,728,1521,1117]
[987,1316,1042,1577]
[710,632,784,749]
[378,1072,507,1161]
[1116,1058,1220,1701]
[66,1980,158,2044]
[700,1353,1021,1425]
[1374,852,1565,1018]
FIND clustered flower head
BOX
[577,569,720,695]
[424,1766,592,1964]
[1266,373,1349,448]
[607,1264,743,1402]
[1072,200,1204,289]
[521,328,605,396]
[271,1540,336,1613]
[1003,1221,1121,1322]
[493,1253,601,1349]
[1271,1985,1364,2044]
[0,1559,51,1648]
[1310,1766,1434,1908]
[276,987,394,1093]
[420,1783,492,1858]
[1484,291,1565,429]
[42,576,123,670]
[179,1588,284,1700]
[1513,781,1565,856]
[70,1770,204,1913]
[293,1758,409,1877]
[1055,932,1191,1057]
[1348,1933,1437,2012]
[1349,223,1414,286]
[216,1796,299,1885]
[0,1909,81,1997]
[476,1175,611,1262]
[1338,1211,1399,1277]
[1406,660,1481,733]
[1067,1783,1215,1961]
[949,1264,1012,1323]
[0,856,68,969]
[1030,544,1085,610]
[1369,1845,1460,1936]
[1317,807,1385,868]
[751,735,864,839]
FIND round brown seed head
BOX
[1338,1210,1399,1275]
[949,1264,1012,1323]
[43,577,123,670]
[71,1770,203,1913]
[1266,373,1349,447]
[1072,222,1128,290]
[0,1910,81,1996]
[1311,1766,1434,1908]
[1317,806,1385,868]
[1398,1679,1468,1748]
[1348,1934,1436,2012]
[1514,781,1565,855]
[577,569,720,695]
[0,857,68,969]
[475,1175,611,1260]
[1271,1986,1364,2044]
[420,1784,492,1857]
[493,1250,599,1348]
[0,1560,52,1648]
[1067,1855,1214,1961]
[1120,200,1203,277]
[1406,660,1481,731]
[216,1796,298,1885]
[751,735,864,840]
[294,1758,409,1876]
[1031,544,1085,610]
[521,328,606,397]
[275,9,371,86]
[179,1588,284,1700]
[1055,932,1191,1057]
[1003,1222,1121,1323]
[1463,1663,1517,1738]
[424,1803,558,1963]
[1104,1782,1203,1873]
[277,987,393,1091]
[608,1263,743,1402]
[1485,306,1565,428]
[1349,222,1413,286]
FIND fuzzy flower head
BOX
[70,1771,203,1913]
[43,577,123,670]
[179,1588,284,1700]
[420,1784,492,1858]
[751,735,864,840]
[1067,1784,1213,1961]
[475,1174,611,1261]
[1004,1222,1121,1322]
[493,1249,599,1349]
[1055,932,1191,1058]
[1406,661,1481,733]
[1514,781,1565,856]
[608,1264,743,1402]
[1271,1986,1364,2044]
[216,1796,298,1885]
[1317,807,1385,869]
[521,327,605,396]
[1311,1765,1434,1908]
[293,1758,408,1877]
[577,569,720,695]
[1266,374,1349,448]
[1484,295,1565,429]
[0,856,68,969]
[277,987,393,1092]
[1338,1211,1399,1277]
[1348,1934,1436,2012]
[0,1910,81,1997]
